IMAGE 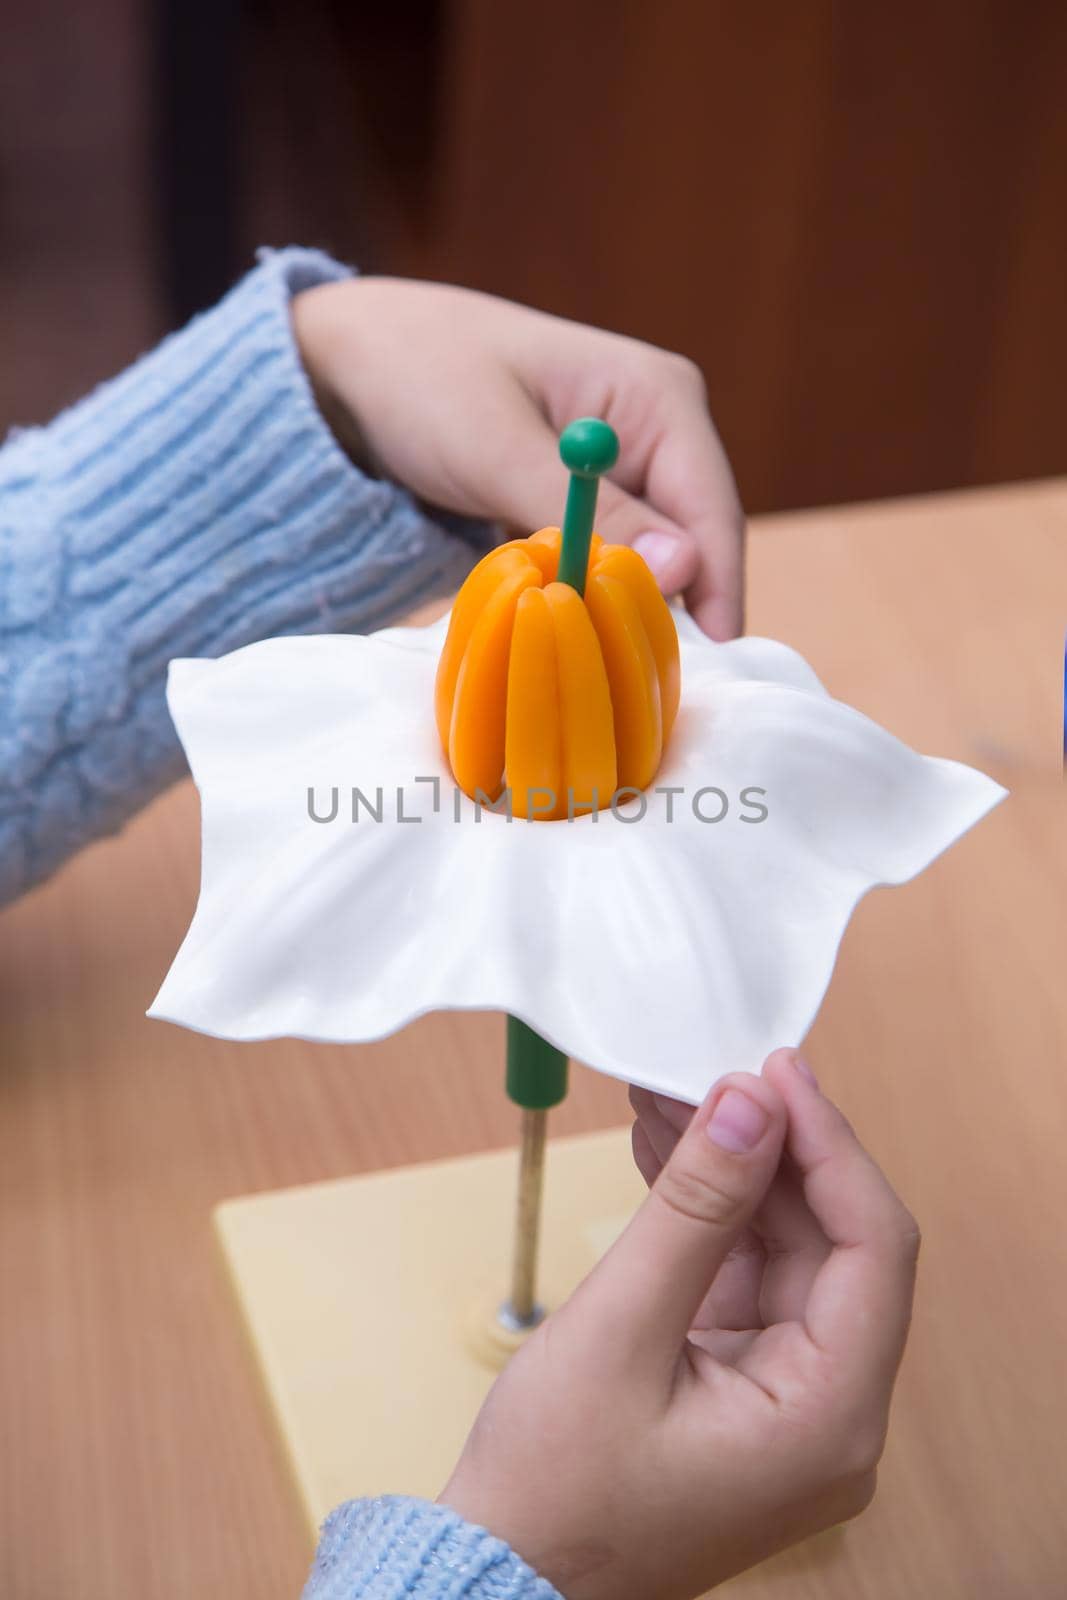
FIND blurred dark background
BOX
[3,0,1066,514]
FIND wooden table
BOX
[2,481,1064,1599]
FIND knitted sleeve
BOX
[0,245,493,906]
[303,1497,564,1600]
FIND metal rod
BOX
[500,1107,549,1330]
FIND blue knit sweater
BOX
[0,245,492,906]
[0,247,562,1599]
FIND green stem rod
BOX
[506,1016,568,1109]
[555,417,620,599]
[504,418,619,1112]
[556,474,599,593]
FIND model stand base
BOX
[215,1125,644,1534]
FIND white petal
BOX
[149,623,1005,1103]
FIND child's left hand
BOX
[292,277,744,640]
[438,1050,919,1600]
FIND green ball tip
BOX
[559,417,619,478]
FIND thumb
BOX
[582,1073,786,1363]
[592,479,699,599]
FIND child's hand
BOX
[439,1050,919,1600]
[291,278,744,640]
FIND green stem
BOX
[555,417,620,600]
[502,422,620,1107]
[506,1015,569,1110]
[556,474,599,594]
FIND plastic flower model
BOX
[149,420,1006,1107]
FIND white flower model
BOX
[149,426,1005,1105]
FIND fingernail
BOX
[707,1087,769,1153]
[794,1055,819,1088]
[653,1093,692,1132]
[633,530,679,585]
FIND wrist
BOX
[308,1496,565,1599]
[290,282,375,472]
[438,1485,607,1600]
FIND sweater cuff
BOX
[303,1497,564,1600]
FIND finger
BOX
[650,1092,694,1135]
[687,1326,762,1368]
[591,480,697,597]
[629,1086,684,1171]
[695,1227,766,1333]
[630,1094,764,1334]
[751,1159,832,1326]
[642,385,746,641]
[580,1072,787,1364]
[761,1049,920,1394]
[635,1098,835,1331]
[631,1119,661,1189]
[683,515,745,644]
[627,1086,694,1142]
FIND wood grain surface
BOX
[415,2,1067,516]
[1,481,1064,1598]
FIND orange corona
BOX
[435,527,680,819]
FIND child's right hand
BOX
[291,277,745,641]
[440,1049,920,1600]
